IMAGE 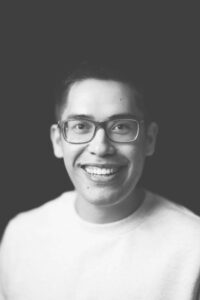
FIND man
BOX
[0,60,200,299]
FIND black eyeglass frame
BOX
[57,118,145,144]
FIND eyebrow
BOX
[65,113,142,121]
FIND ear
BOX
[50,124,64,158]
[145,122,159,157]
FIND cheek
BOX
[61,144,84,171]
[127,145,147,175]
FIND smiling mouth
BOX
[84,166,119,176]
[80,164,125,182]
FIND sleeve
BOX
[0,232,8,299]
[0,220,17,300]
[0,282,6,300]
[195,270,200,300]
[0,271,6,300]
[197,282,200,300]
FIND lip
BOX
[78,163,126,168]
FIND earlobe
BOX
[50,124,64,158]
[145,122,159,157]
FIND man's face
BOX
[51,79,157,208]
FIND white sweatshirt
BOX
[0,190,200,300]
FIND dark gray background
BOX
[1,2,199,237]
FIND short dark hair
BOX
[54,59,150,122]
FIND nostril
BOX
[88,140,116,156]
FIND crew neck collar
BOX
[66,190,152,236]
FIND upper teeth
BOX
[84,166,118,175]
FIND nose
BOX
[87,128,116,156]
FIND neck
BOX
[75,187,145,224]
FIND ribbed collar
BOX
[62,190,154,237]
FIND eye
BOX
[114,124,128,130]
[74,123,86,130]
[72,122,88,131]
[68,120,93,134]
[112,122,131,132]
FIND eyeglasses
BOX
[57,118,144,144]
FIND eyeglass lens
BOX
[62,119,139,143]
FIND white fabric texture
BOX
[0,190,200,300]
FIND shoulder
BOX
[1,190,76,246]
[145,191,200,243]
[146,190,200,223]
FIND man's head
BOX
[54,60,150,123]
[50,60,158,222]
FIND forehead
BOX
[61,79,143,120]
